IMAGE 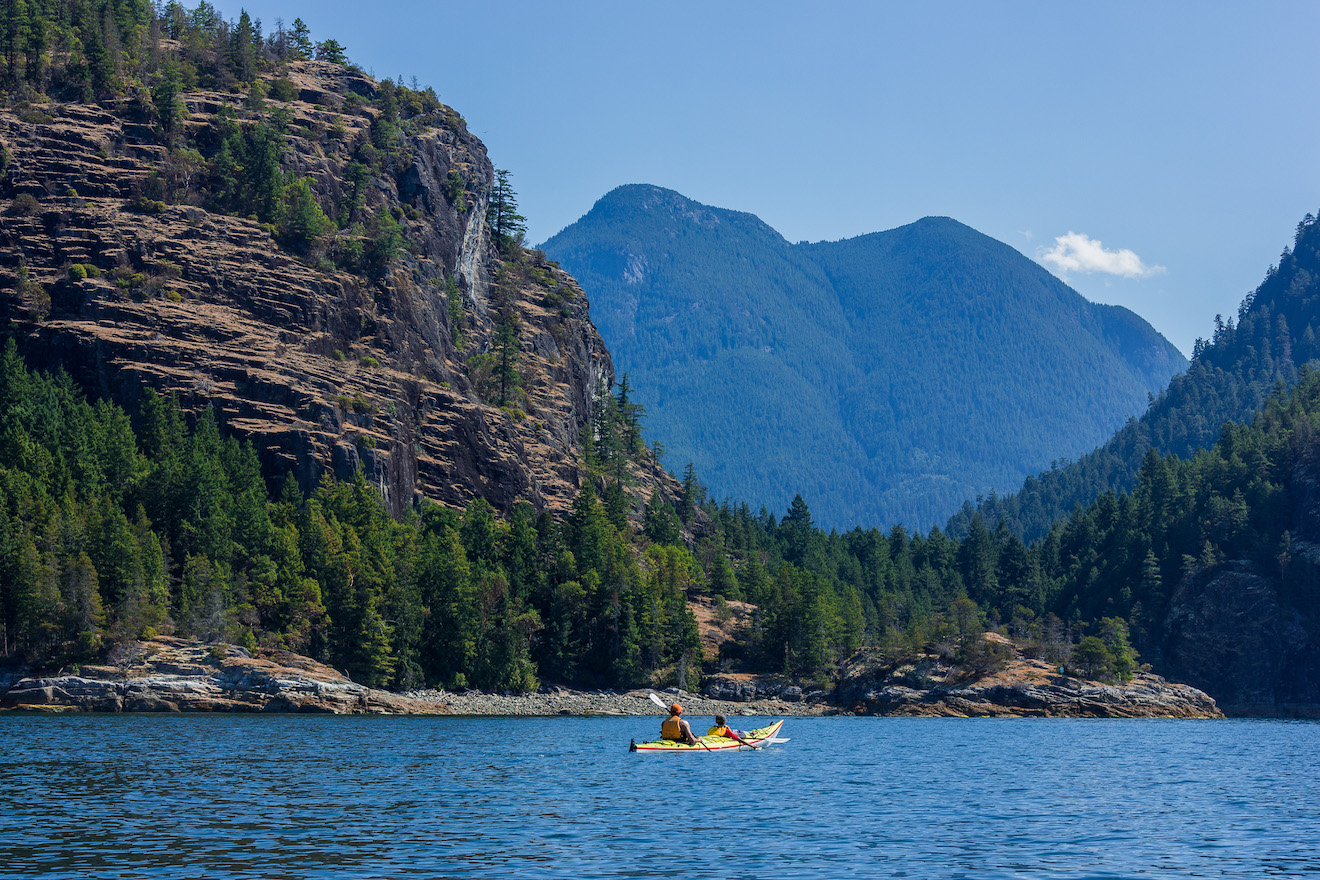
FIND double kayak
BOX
[630,720,786,752]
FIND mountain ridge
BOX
[543,185,1186,529]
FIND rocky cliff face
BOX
[1162,557,1320,717]
[0,61,650,517]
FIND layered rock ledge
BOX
[0,637,447,715]
[834,646,1224,719]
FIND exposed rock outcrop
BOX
[0,637,448,714]
[702,675,827,705]
[831,644,1223,718]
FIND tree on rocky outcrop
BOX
[487,168,527,251]
[950,596,982,646]
[1096,616,1138,681]
[229,10,257,83]
[152,74,185,142]
[1070,636,1114,680]
[371,80,401,154]
[616,373,645,456]
[315,38,347,66]
[679,463,704,523]
[643,489,681,546]
[494,314,523,407]
[276,177,332,251]
[362,210,403,275]
[289,18,313,59]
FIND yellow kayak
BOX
[630,720,785,752]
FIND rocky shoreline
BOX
[0,638,828,718]
[401,687,831,718]
[0,637,1224,719]
[834,647,1224,719]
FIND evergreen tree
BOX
[494,315,522,407]
[679,463,702,523]
[315,38,347,65]
[643,489,681,546]
[486,168,527,249]
[276,177,332,251]
[230,10,257,83]
[289,18,312,59]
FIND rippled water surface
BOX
[3,715,1319,878]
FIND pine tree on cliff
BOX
[315,38,347,65]
[487,169,527,250]
[616,373,645,456]
[679,463,702,523]
[495,315,522,406]
[289,17,313,59]
[230,10,257,83]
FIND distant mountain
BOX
[948,211,1320,543]
[543,185,1186,529]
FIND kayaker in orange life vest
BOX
[706,714,754,747]
[660,703,700,745]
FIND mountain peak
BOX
[550,185,786,247]
[544,187,1186,529]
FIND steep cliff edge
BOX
[0,61,660,517]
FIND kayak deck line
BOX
[629,720,785,752]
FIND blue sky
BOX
[245,1,1320,356]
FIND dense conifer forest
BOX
[0,339,708,690]
[5,321,1319,695]
[2,1,326,102]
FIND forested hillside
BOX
[0,340,705,690]
[0,3,694,687]
[950,212,1320,543]
[542,185,1184,530]
[8,325,1317,711]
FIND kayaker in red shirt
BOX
[660,703,700,745]
[706,714,753,746]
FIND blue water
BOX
[2,716,1318,879]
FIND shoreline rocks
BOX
[0,638,448,715]
[0,637,1225,718]
[835,648,1224,719]
[399,688,830,718]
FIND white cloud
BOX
[1037,231,1164,279]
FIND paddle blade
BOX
[648,693,667,709]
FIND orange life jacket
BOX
[661,715,683,740]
